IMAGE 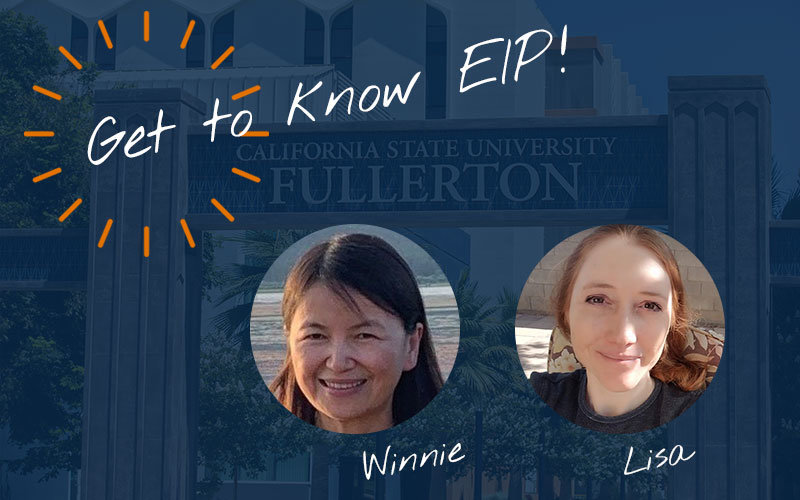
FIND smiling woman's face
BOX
[287,283,421,434]
[567,236,673,394]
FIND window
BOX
[185,14,205,68]
[524,470,538,494]
[545,48,595,110]
[212,11,234,68]
[70,17,88,62]
[425,5,447,119]
[337,456,375,499]
[571,478,588,499]
[330,7,353,79]
[304,8,324,65]
[94,15,116,70]
[202,452,311,483]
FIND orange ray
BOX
[180,219,196,248]
[231,167,261,183]
[180,20,195,49]
[24,131,54,137]
[97,20,113,49]
[32,85,62,100]
[210,198,235,222]
[231,85,261,100]
[211,46,234,69]
[143,11,150,42]
[97,219,113,248]
[58,198,82,222]
[58,46,82,69]
[242,130,270,137]
[143,226,150,257]
[32,167,62,183]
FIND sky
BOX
[538,0,799,198]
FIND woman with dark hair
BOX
[530,225,715,434]
[270,233,443,434]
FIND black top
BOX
[530,369,702,434]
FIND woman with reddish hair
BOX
[530,225,712,433]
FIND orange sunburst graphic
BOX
[27,11,272,257]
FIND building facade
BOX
[8,4,779,500]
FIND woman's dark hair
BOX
[270,232,444,427]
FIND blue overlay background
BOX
[0,1,797,499]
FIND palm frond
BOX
[451,359,508,396]
[209,230,309,347]
[213,264,270,305]
[772,158,785,218]
[782,182,800,220]
[211,302,259,346]
[496,288,520,322]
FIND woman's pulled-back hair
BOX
[550,224,708,392]
[270,233,444,427]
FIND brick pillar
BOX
[82,89,205,500]
[668,76,771,499]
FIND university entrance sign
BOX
[187,117,668,227]
[75,76,770,500]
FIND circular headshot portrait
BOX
[516,224,725,434]
[250,225,459,434]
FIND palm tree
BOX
[772,158,785,219]
[210,229,311,345]
[449,270,523,500]
[452,273,521,394]
[774,157,800,220]
[782,183,800,220]
[201,229,322,498]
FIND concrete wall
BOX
[667,75,771,500]
[12,0,73,48]
[351,0,426,119]
[518,227,726,326]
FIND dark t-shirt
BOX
[530,369,702,434]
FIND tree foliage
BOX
[197,230,321,498]
[210,230,311,345]
[0,292,85,480]
[0,9,95,228]
[0,9,96,480]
